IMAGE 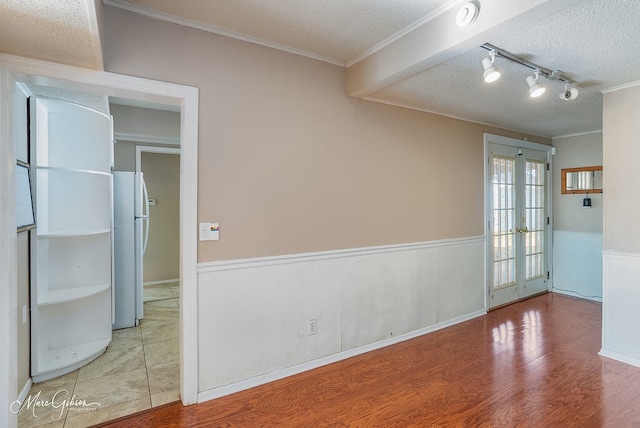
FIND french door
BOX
[488,142,549,309]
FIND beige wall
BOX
[103,6,549,262]
[113,140,136,172]
[603,84,640,253]
[141,152,180,282]
[552,132,603,233]
[110,104,180,141]
[113,140,179,172]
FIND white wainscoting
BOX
[600,250,640,368]
[552,231,603,301]
[196,236,485,402]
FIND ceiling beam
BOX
[346,0,585,98]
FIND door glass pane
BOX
[492,156,516,288]
[525,160,545,280]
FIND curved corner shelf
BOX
[37,228,111,238]
[36,166,112,176]
[34,338,111,380]
[30,96,114,384]
[38,283,111,306]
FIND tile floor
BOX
[17,282,180,428]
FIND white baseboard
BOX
[198,309,485,403]
[143,278,179,287]
[551,288,602,303]
[599,348,640,369]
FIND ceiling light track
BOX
[480,43,573,85]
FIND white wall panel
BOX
[198,259,342,390]
[601,251,640,367]
[197,237,485,396]
[552,231,603,301]
[436,242,485,321]
[340,249,438,349]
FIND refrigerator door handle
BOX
[142,177,150,255]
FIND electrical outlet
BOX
[308,319,317,335]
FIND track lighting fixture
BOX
[480,43,581,102]
[527,70,545,98]
[482,50,500,83]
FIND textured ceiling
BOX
[373,0,640,137]
[105,0,455,64]
[6,0,640,137]
[0,0,102,69]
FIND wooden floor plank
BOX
[97,293,640,427]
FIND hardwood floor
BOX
[98,293,640,427]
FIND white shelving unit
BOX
[30,97,114,382]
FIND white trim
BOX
[552,288,602,303]
[115,132,180,146]
[178,79,199,406]
[602,249,640,260]
[484,133,552,152]
[0,66,19,428]
[198,308,486,403]
[599,348,640,369]
[346,0,464,67]
[197,235,485,273]
[15,82,32,97]
[135,145,180,175]
[144,278,179,287]
[601,79,640,94]
[362,95,552,139]
[103,0,345,67]
[0,53,200,412]
[552,129,602,140]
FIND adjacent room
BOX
[2,0,640,427]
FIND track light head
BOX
[482,55,500,83]
[559,83,579,101]
[527,72,545,98]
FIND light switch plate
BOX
[199,222,220,241]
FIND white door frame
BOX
[136,146,181,174]
[483,133,554,311]
[0,54,199,428]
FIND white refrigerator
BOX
[113,171,150,329]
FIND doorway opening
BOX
[1,56,199,428]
